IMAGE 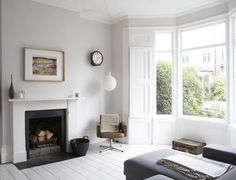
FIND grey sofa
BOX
[124,144,236,180]
[145,175,174,180]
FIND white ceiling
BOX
[32,0,229,23]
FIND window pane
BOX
[182,46,226,119]
[155,52,172,62]
[155,33,172,51]
[156,53,172,115]
[182,23,225,49]
[155,32,173,115]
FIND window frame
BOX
[178,19,228,121]
[230,15,236,124]
[154,30,176,118]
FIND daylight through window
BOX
[155,32,173,115]
[181,23,226,119]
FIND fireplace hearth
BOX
[25,109,66,159]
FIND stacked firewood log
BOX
[30,129,53,143]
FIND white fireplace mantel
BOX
[9,97,79,102]
[9,98,79,163]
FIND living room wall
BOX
[0,0,111,163]
[0,0,2,158]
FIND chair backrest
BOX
[100,114,120,133]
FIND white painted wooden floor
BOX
[0,142,170,180]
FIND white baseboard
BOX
[1,144,12,163]
[0,131,124,164]
[1,144,27,163]
[13,151,27,163]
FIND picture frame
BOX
[24,48,65,82]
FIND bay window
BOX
[180,23,226,119]
[128,16,236,145]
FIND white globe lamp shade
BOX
[104,72,117,91]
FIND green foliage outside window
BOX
[156,60,226,119]
[182,68,204,116]
[210,74,226,101]
[156,61,172,114]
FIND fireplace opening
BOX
[25,109,66,159]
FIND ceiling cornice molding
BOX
[111,15,129,25]
[31,0,230,25]
[80,12,112,24]
[228,6,236,16]
[112,1,229,24]
[31,0,81,15]
[177,13,227,29]
[176,0,228,17]
[127,14,177,19]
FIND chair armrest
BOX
[120,122,127,137]
[97,123,101,137]
[203,144,236,165]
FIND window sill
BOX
[229,124,236,130]
[178,115,227,125]
[153,115,227,124]
[154,115,175,122]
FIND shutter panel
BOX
[129,47,154,144]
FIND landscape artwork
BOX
[32,56,57,76]
[24,48,64,81]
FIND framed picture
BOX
[24,48,65,82]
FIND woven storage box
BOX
[172,138,206,155]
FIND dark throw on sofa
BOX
[124,144,236,180]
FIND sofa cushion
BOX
[217,168,236,180]
[144,168,236,180]
[145,174,174,180]
[203,144,236,165]
[124,149,191,180]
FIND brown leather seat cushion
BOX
[100,132,125,139]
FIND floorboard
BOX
[0,143,170,180]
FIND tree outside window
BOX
[155,33,173,115]
[181,23,226,119]
[155,23,226,119]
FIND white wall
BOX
[0,0,111,163]
[0,0,2,159]
[176,120,228,145]
[111,20,128,117]
[229,125,236,146]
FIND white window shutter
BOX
[129,46,154,144]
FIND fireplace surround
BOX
[9,98,78,163]
[25,109,66,159]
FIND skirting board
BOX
[1,144,12,163]
[13,151,27,164]
[1,144,27,163]
[0,130,111,164]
